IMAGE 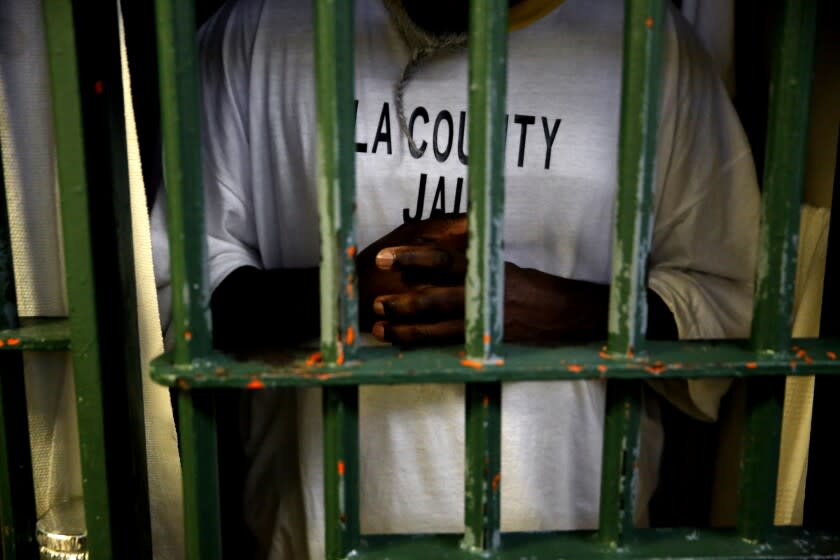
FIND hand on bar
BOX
[357,215,635,346]
[357,215,467,345]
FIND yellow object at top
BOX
[509,0,566,31]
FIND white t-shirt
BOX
[151,1,759,558]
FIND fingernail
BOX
[373,300,385,316]
[372,322,385,340]
[376,250,395,269]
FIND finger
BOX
[373,286,465,319]
[375,246,450,270]
[372,319,465,346]
[420,215,468,244]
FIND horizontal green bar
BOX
[347,528,840,559]
[0,317,71,352]
[151,338,840,388]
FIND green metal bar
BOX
[323,386,360,560]
[737,376,785,541]
[465,0,508,362]
[600,0,664,545]
[45,1,155,557]
[151,337,840,388]
[463,383,502,552]
[154,3,224,557]
[0,136,38,560]
[738,0,817,542]
[314,0,358,365]
[346,527,840,559]
[178,392,222,560]
[463,0,508,527]
[607,0,666,356]
[750,0,817,353]
[155,0,212,364]
[42,4,113,553]
[0,318,72,352]
[598,380,641,545]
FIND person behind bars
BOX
[151,0,759,558]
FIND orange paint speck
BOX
[306,351,323,366]
[492,473,501,492]
[567,364,583,373]
[645,365,665,375]
[599,351,610,360]
[805,355,814,365]
[645,16,654,28]
[797,349,807,358]
[0,340,5,348]
[346,327,355,345]
[827,351,837,360]
[346,245,357,257]
[598,364,608,374]
[346,283,354,298]
[94,80,104,94]
[790,360,798,371]
[317,373,331,380]
[338,461,345,476]
[483,333,491,344]
[247,379,265,390]
[336,350,345,366]
[458,350,466,357]
[483,396,490,408]
[6,338,20,346]
[461,359,484,370]
[184,331,192,341]
[746,362,758,369]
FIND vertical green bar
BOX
[750,0,817,353]
[463,383,502,552]
[0,140,38,560]
[598,380,641,545]
[463,0,506,550]
[737,376,785,541]
[465,0,507,362]
[45,0,154,557]
[314,0,358,365]
[600,0,664,546]
[41,4,113,550]
[155,0,212,364]
[739,0,817,542]
[323,387,359,560]
[606,0,666,356]
[315,3,360,556]
[154,2,222,556]
[178,392,222,560]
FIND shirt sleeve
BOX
[199,1,264,292]
[646,7,761,421]
[151,1,265,344]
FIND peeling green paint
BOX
[465,0,508,362]
[315,0,359,365]
[151,338,840,388]
[156,0,212,363]
[607,0,665,356]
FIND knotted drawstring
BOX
[382,0,467,154]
